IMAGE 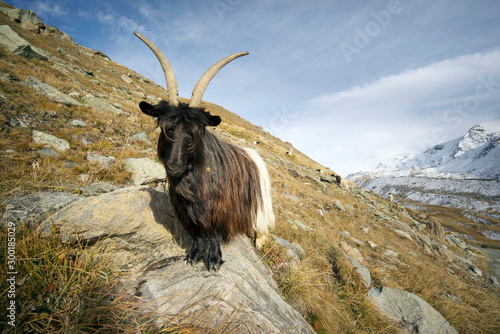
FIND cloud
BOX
[311,50,500,116]
[32,0,68,18]
[280,50,500,175]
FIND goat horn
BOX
[189,52,249,108]
[134,31,179,107]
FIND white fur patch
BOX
[243,148,275,248]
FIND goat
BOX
[134,32,275,271]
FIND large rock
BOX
[32,130,70,152]
[124,157,166,185]
[0,7,44,32]
[1,191,81,226]
[369,286,458,334]
[82,95,125,114]
[86,152,116,167]
[0,25,51,60]
[25,76,81,106]
[38,186,314,333]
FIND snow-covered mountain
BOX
[348,118,500,214]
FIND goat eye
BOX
[164,128,175,140]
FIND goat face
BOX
[139,100,221,179]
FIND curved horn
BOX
[134,31,179,107]
[189,52,249,108]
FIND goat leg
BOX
[186,236,207,265]
[204,236,224,271]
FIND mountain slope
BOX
[348,118,500,214]
[1,2,500,333]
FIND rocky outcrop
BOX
[32,130,70,152]
[37,186,315,333]
[1,191,81,226]
[25,76,82,106]
[123,158,166,185]
[369,286,458,334]
[0,6,44,32]
[0,25,51,60]
[82,95,126,114]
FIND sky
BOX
[9,0,500,176]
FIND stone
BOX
[333,200,345,211]
[275,237,306,260]
[1,191,81,226]
[0,73,19,82]
[120,74,133,84]
[86,152,116,167]
[130,132,152,145]
[383,249,399,259]
[79,182,119,196]
[287,219,313,231]
[369,286,458,334]
[0,25,50,60]
[82,95,125,114]
[445,234,467,249]
[32,130,70,152]
[320,174,336,183]
[36,148,60,157]
[467,266,482,277]
[123,157,166,185]
[37,186,314,333]
[25,76,81,106]
[340,241,364,263]
[282,192,300,203]
[71,119,86,127]
[394,229,413,241]
[0,7,44,32]
[345,255,371,289]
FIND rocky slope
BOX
[1,1,499,333]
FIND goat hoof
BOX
[186,238,206,265]
[203,238,224,271]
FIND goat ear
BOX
[207,114,221,127]
[139,101,160,117]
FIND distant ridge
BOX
[348,117,500,214]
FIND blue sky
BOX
[10,0,500,175]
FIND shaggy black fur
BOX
[140,100,262,271]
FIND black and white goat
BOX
[134,32,275,271]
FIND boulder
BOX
[0,25,51,60]
[86,152,116,167]
[37,186,314,333]
[130,132,152,145]
[71,119,86,127]
[369,286,458,334]
[276,237,306,260]
[340,241,364,263]
[82,95,125,114]
[25,76,81,106]
[120,74,133,84]
[36,148,60,157]
[32,130,70,152]
[0,7,44,32]
[1,191,81,226]
[124,157,166,185]
[79,181,119,196]
[345,255,371,289]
